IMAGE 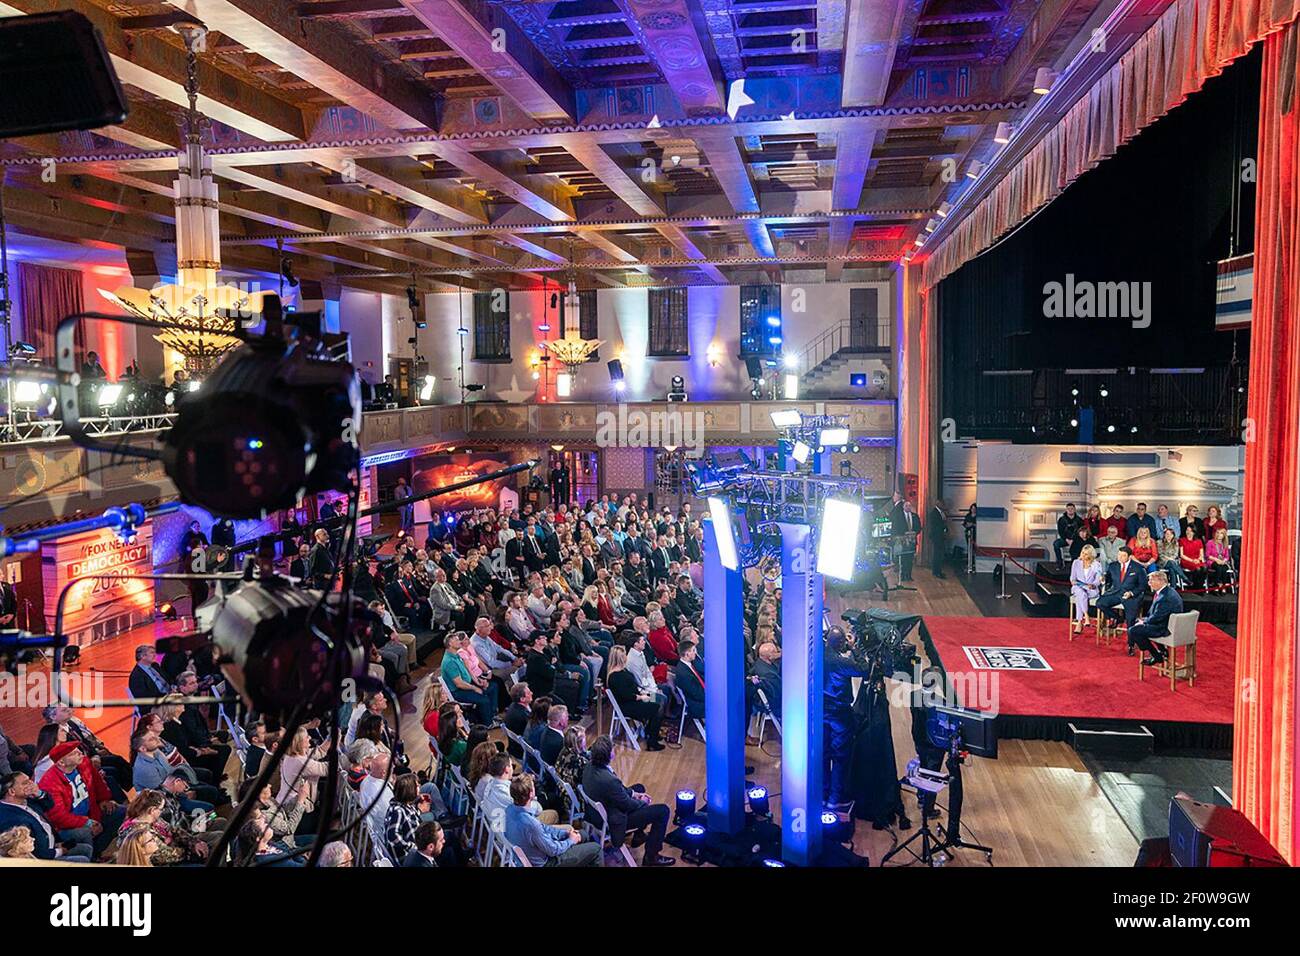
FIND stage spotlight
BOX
[1099,386,1109,397]
[771,409,802,429]
[97,383,124,408]
[12,378,46,406]
[188,379,201,392]
[1070,417,1079,428]
[747,785,771,818]
[966,160,984,179]
[607,358,625,392]
[817,498,862,581]
[1070,387,1079,397]
[818,427,850,447]
[849,373,867,388]
[418,375,435,402]
[768,334,782,346]
[821,809,852,844]
[765,315,781,328]
[783,353,798,370]
[1107,424,1116,433]
[850,443,860,453]
[158,602,177,621]
[675,789,697,824]
[613,380,626,393]
[668,375,687,402]
[936,201,952,217]
[791,440,811,465]
[761,858,786,867]
[707,496,739,571]
[993,122,1012,144]
[1033,67,1058,95]
[924,218,937,233]
[783,374,799,400]
[681,822,707,861]
[556,373,572,398]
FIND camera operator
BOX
[824,625,871,810]
[909,668,949,821]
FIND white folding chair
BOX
[670,682,706,743]
[604,688,643,752]
[752,686,782,745]
[510,844,533,867]
[576,785,636,866]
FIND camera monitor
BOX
[928,704,998,759]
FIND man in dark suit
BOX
[892,500,921,582]
[306,528,335,589]
[128,644,171,701]
[927,499,949,579]
[386,561,431,630]
[400,821,444,867]
[210,517,236,548]
[580,735,674,866]
[579,545,598,586]
[1097,546,1148,632]
[673,641,705,719]
[1127,571,1184,665]
[538,706,568,767]
[0,576,17,629]
[504,682,533,759]
[521,526,546,575]
[648,533,671,585]
[748,640,782,720]
[175,670,232,778]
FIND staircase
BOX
[797,319,893,390]
[1020,561,1071,617]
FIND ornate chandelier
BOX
[98,25,266,374]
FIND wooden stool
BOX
[1138,610,1200,690]
[1094,607,1121,646]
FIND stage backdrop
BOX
[41,525,155,647]
[944,443,1246,558]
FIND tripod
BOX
[882,732,994,866]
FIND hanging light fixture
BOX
[98,25,267,376]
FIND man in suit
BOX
[175,670,232,778]
[210,517,236,549]
[579,544,598,586]
[1097,546,1148,631]
[580,735,674,866]
[520,525,546,576]
[385,560,431,630]
[648,532,672,585]
[673,641,705,719]
[128,644,171,701]
[597,528,623,566]
[748,640,782,722]
[400,820,445,867]
[306,528,335,589]
[892,500,921,582]
[538,705,568,767]
[504,682,533,758]
[1127,570,1184,665]
[928,499,949,579]
[429,568,471,630]
[0,576,16,629]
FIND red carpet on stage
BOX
[922,617,1235,733]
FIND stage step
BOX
[1023,584,1069,616]
[1020,591,1054,616]
[1068,721,1155,760]
[1034,560,1070,585]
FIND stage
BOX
[922,616,1235,753]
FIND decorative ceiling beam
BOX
[841,0,908,107]
[832,126,882,210]
[563,142,665,217]
[423,143,574,221]
[654,223,726,284]
[215,164,408,230]
[824,216,854,281]
[399,0,575,122]
[618,0,725,114]
[691,128,760,214]
[165,0,442,130]
[497,234,569,265]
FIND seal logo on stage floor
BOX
[962,646,1053,671]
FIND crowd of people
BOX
[0,490,790,868]
[1059,501,1233,664]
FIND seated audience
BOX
[580,735,673,866]
[503,773,600,867]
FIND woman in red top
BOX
[1179,525,1207,589]
[1127,527,1159,569]
[646,610,678,665]
[1203,505,1228,540]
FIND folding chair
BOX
[604,688,643,752]
[545,766,583,826]
[670,682,706,743]
[576,785,636,867]
[752,686,781,745]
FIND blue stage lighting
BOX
[762,858,786,867]
[707,497,739,571]
[747,785,771,817]
[675,789,697,823]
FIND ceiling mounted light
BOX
[1033,68,1058,95]
[966,160,984,179]
[936,201,952,218]
[993,122,1012,144]
[924,218,937,233]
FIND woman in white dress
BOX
[1069,544,1104,634]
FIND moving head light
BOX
[56,296,361,520]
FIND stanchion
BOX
[997,550,1012,599]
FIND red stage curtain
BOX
[922,0,1300,290]
[16,261,84,362]
[1234,18,1300,865]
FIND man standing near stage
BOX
[927,499,949,579]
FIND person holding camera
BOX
[824,626,872,810]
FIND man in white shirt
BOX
[623,632,667,709]
[360,750,395,843]
[475,750,556,830]
[526,584,554,627]
[471,617,524,683]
